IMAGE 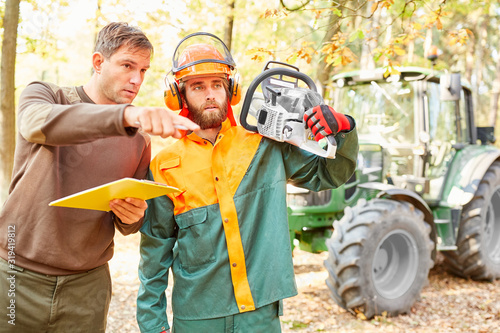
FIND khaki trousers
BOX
[0,257,112,333]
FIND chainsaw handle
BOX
[262,60,300,72]
[240,67,317,132]
[326,134,337,147]
[299,132,337,159]
[325,135,337,158]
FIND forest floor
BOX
[106,232,500,333]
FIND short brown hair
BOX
[94,22,153,59]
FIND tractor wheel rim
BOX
[484,185,500,263]
[372,229,419,299]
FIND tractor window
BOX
[337,80,415,145]
[426,82,458,199]
[428,83,470,145]
[335,79,418,181]
[428,83,457,144]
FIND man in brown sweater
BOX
[0,22,197,332]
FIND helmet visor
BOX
[172,32,235,79]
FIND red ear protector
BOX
[230,73,242,106]
[164,75,182,111]
[163,73,241,111]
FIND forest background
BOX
[1,0,500,204]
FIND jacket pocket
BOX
[160,157,185,197]
[175,207,216,269]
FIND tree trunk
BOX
[316,2,345,97]
[475,19,487,93]
[464,32,475,83]
[407,38,414,64]
[472,18,488,123]
[223,0,235,51]
[91,0,104,75]
[359,2,378,70]
[0,0,20,203]
[489,35,500,128]
[423,29,433,61]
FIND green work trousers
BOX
[0,257,112,333]
[172,301,282,333]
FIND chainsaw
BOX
[240,61,337,159]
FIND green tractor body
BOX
[287,67,500,317]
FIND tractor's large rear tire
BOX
[324,199,434,318]
[442,161,500,280]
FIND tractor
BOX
[286,66,500,318]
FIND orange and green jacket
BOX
[137,119,358,333]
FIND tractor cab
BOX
[287,67,476,252]
[330,68,473,201]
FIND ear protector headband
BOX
[163,32,241,111]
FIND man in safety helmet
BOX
[137,33,358,333]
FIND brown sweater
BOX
[0,81,151,275]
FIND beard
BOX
[186,99,228,130]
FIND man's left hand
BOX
[304,105,352,141]
[109,198,148,224]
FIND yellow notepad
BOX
[49,178,180,211]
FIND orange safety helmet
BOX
[174,43,233,81]
[164,32,241,125]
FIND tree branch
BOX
[280,0,310,11]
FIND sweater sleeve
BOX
[137,170,176,333]
[18,81,132,146]
[284,120,359,191]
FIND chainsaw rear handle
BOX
[261,60,300,72]
[240,66,317,132]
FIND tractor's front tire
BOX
[324,199,434,318]
[442,161,500,280]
